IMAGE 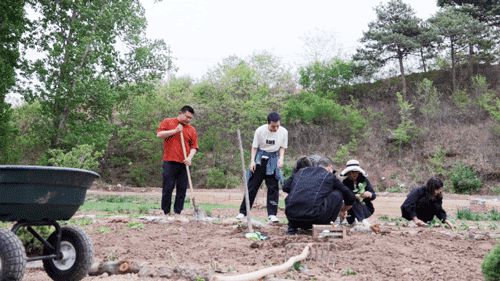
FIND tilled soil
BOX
[22,190,500,280]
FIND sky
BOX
[141,0,440,79]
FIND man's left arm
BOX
[278,147,285,168]
[184,129,199,166]
[278,129,288,168]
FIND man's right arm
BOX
[249,147,258,172]
[156,124,182,139]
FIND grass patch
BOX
[97,226,112,234]
[456,208,500,221]
[81,195,158,214]
[378,215,409,226]
[81,194,238,216]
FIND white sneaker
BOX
[236,213,245,220]
[268,215,279,223]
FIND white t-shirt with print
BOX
[251,124,288,153]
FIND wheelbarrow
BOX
[0,165,99,281]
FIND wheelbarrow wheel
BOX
[43,226,93,281]
[0,229,26,281]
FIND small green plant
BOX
[385,183,406,193]
[97,226,112,234]
[482,243,500,281]
[450,163,482,194]
[428,217,443,228]
[457,222,470,231]
[342,267,357,276]
[127,222,144,229]
[194,276,205,281]
[293,261,305,272]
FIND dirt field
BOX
[22,188,500,281]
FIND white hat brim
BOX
[340,166,367,177]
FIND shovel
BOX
[180,130,206,220]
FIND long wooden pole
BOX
[237,129,253,233]
[180,130,200,214]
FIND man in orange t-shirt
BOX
[156,105,198,215]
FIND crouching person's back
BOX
[284,156,355,234]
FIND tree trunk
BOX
[420,48,427,73]
[450,39,456,94]
[398,52,407,95]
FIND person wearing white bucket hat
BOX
[340,159,376,226]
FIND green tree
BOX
[416,21,440,73]
[298,58,355,96]
[438,0,500,27]
[354,0,421,95]
[0,0,25,163]
[20,0,173,153]
[429,7,491,93]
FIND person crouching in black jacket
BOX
[340,159,376,227]
[401,177,454,228]
[283,156,355,235]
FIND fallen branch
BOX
[211,244,311,281]
[89,260,141,276]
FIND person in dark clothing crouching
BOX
[283,156,355,235]
[340,159,376,227]
[401,177,454,228]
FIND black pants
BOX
[161,161,188,214]
[347,201,374,224]
[239,159,279,216]
[288,190,343,230]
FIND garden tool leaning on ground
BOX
[237,129,267,241]
[180,130,206,220]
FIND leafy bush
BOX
[206,167,240,188]
[429,146,446,176]
[390,92,417,146]
[417,78,441,119]
[477,92,500,122]
[450,163,482,194]
[334,139,358,165]
[17,226,54,255]
[452,89,471,112]
[47,144,103,172]
[482,243,500,281]
[283,93,366,138]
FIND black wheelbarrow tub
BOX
[0,165,100,222]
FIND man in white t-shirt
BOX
[236,112,288,223]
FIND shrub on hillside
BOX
[390,92,418,146]
[207,167,240,188]
[482,243,500,281]
[47,144,103,172]
[283,93,367,137]
[450,163,481,194]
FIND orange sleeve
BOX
[156,118,174,134]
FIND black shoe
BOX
[287,226,298,235]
